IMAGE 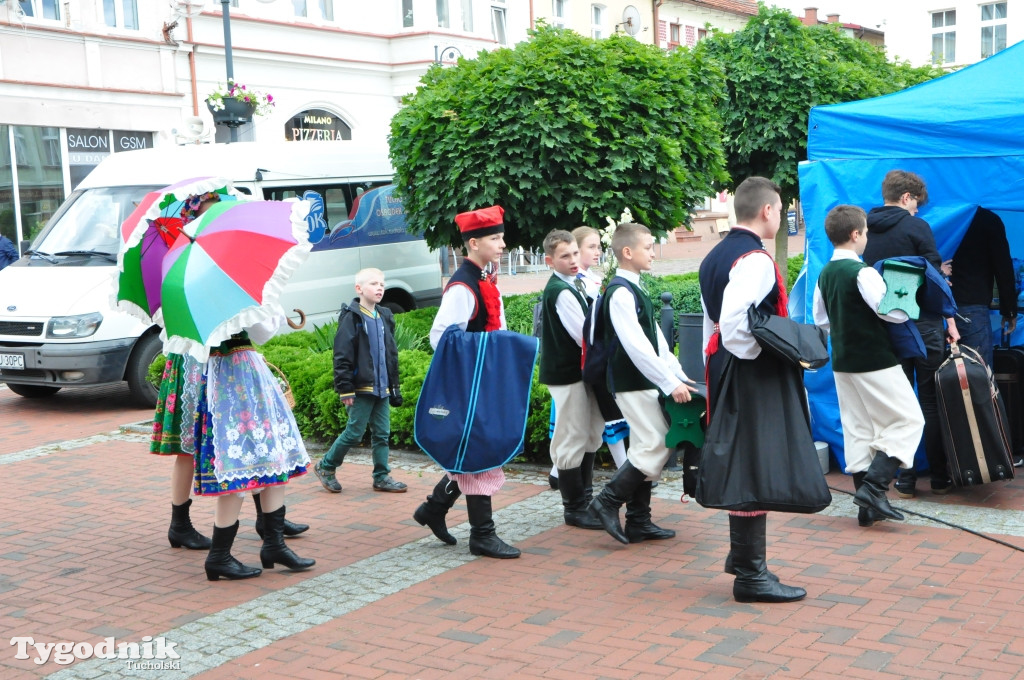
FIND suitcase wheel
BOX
[995,465,1010,480]
[963,470,976,486]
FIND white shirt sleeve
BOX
[429,284,476,349]
[555,289,586,347]
[720,252,777,360]
[812,283,830,333]
[246,315,282,345]
[858,267,909,323]
[609,287,684,395]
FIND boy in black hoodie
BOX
[862,170,959,498]
[313,267,406,494]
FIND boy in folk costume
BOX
[538,230,604,530]
[698,176,806,603]
[546,226,629,490]
[813,205,922,527]
[587,223,697,545]
[412,205,520,559]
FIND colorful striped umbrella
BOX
[160,198,312,361]
[114,177,236,324]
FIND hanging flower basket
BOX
[207,97,257,127]
[205,79,274,127]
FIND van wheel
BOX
[6,384,61,398]
[383,301,406,314]
[126,333,162,408]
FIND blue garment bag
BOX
[415,326,539,473]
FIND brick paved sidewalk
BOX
[3,346,1024,679]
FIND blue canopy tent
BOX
[796,41,1024,471]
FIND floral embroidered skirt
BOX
[193,345,309,496]
[150,353,202,457]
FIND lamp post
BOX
[433,45,463,276]
[219,0,239,142]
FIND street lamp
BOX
[433,45,463,276]
[215,0,276,142]
[434,45,463,65]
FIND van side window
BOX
[263,182,390,234]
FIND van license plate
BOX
[0,353,25,370]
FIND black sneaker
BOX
[1014,455,1024,468]
[373,475,408,493]
[930,477,954,495]
[313,461,342,493]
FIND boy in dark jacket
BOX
[313,268,407,493]
[862,170,959,498]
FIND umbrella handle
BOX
[286,309,306,330]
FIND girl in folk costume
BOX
[152,193,308,560]
[697,177,812,603]
[195,315,315,580]
[413,205,521,559]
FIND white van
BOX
[0,141,442,406]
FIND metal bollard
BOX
[660,291,675,354]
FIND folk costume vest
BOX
[599,278,659,393]
[817,259,899,373]
[539,275,589,386]
[446,259,500,332]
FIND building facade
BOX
[874,1,1019,67]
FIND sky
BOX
[766,1,892,31]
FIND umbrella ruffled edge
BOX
[159,199,314,363]
[110,176,242,326]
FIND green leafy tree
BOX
[697,5,944,266]
[389,25,728,249]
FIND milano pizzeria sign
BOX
[284,109,352,142]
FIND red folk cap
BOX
[455,205,504,238]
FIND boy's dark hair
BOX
[542,229,575,257]
[824,205,867,246]
[881,170,928,206]
[611,223,651,259]
[734,177,782,223]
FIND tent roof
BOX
[807,41,1024,161]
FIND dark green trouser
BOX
[320,394,391,481]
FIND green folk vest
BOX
[817,258,899,373]
[600,278,659,393]
[539,275,589,385]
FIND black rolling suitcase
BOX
[935,342,1015,487]
[992,339,1024,463]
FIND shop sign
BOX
[284,109,351,142]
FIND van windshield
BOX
[30,185,159,260]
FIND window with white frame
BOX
[319,0,334,21]
[18,0,61,20]
[980,2,1007,59]
[930,9,956,64]
[592,4,605,39]
[491,3,507,44]
[552,0,567,27]
[462,0,473,31]
[103,0,139,30]
[669,22,680,46]
[403,0,414,27]
[291,0,334,20]
[437,0,450,28]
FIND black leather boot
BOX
[625,481,675,543]
[558,466,603,530]
[413,475,461,545]
[587,460,647,544]
[168,498,211,550]
[253,494,309,539]
[466,495,520,559]
[204,522,261,581]
[724,551,779,582]
[259,507,315,571]
[853,453,905,521]
[730,514,806,603]
[852,472,886,527]
[580,451,597,505]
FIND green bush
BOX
[787,253,805,291]
[395,307,438,348]
[502,292,539,336]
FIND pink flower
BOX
[239,411,252,421]
[246,479,258,489]
[166,394,176,413]
[266,94,274,103]
[247,420,258,431]
[237,423,247,434]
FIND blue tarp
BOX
[796,41,1024,471]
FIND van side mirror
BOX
[20,240,31,256]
